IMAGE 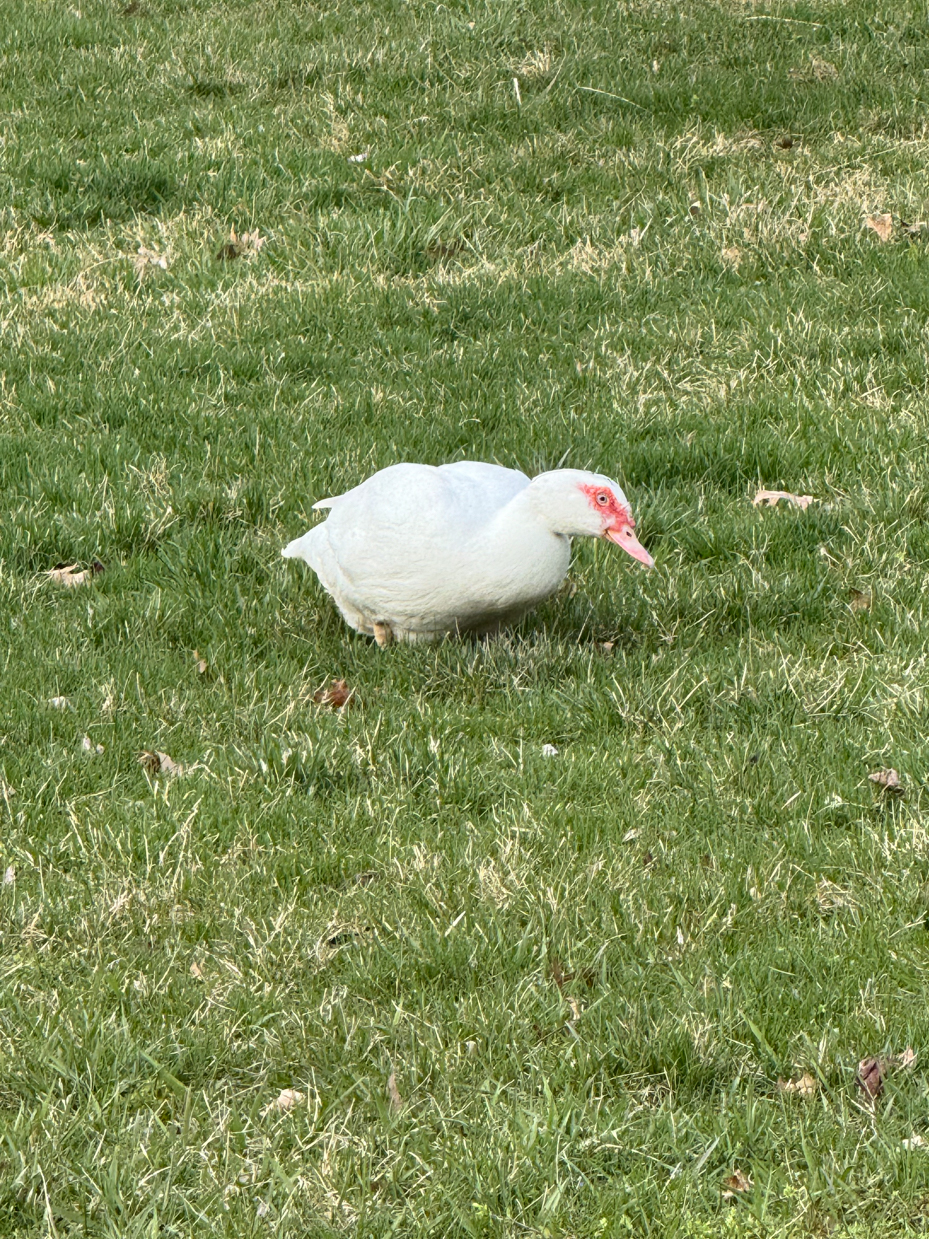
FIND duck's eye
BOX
[597,493,609,505]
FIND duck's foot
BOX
[372,622,394,648]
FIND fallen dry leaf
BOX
[215,229,265,261]
[387,1071,402,1110]
[599,640,615,654]
[778,1072,818,1097]
[816,877,855,913]
[313,679,355,709]
[865,213,893,243]
[869,768,903,794]
[189,961,205,980]
[722,1168,753,1197]
[550,957,596,991]
[138,750,183,777]
[850,588,871,612]
[261,1087,304,1116]
[811,57,838,80]
[790,58,838,82]
[856,1049,913,1103]
[425,240,464,262]
[324,924,368,948]
[753,489,816,510]
[131,246,169,275]
[721,246,742,269]
[46,561,104,588]
[857,1056,885,1101]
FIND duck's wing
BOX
[437,461,529,513]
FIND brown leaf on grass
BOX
[324,924,369,948]
[856,1048,915,1104]
[721,246,742,270]
[857,1056,885,1101]
[138,750,183,777]
[313,679,355,709]
[811,57,838,81]
[425,240,464,262]
[215,229,265,261]
[189,961,205,980]
[791,58,838,82]
[131,246,168,275]
[599,640,615,654]
[778,1072,818,1096]
[387,1071,403,1110]
[753,489,816,510]
[849,589,871,612]
[261,1087,304,1116]
[549,957,595,991]
[352,869,379,887]
[46,561,104,588]
[869,768,903,794]
[865,213,893,243]
[722,1168,753,1197]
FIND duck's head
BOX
[529,469,654,567]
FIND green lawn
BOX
[3,0,929,1234]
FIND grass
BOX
[2,0,929,1233]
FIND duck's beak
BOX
[605,524,654,567]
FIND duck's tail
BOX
[281,528,320,561]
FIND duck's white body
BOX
[282,462,652,644]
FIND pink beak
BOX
[605,525,654,567]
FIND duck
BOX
[282,461,653,645]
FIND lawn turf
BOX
[2,0,929,1234]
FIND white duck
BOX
[282,462,653,645]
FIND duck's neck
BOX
[491,479,568,543]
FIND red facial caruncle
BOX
[580,483,654,567]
